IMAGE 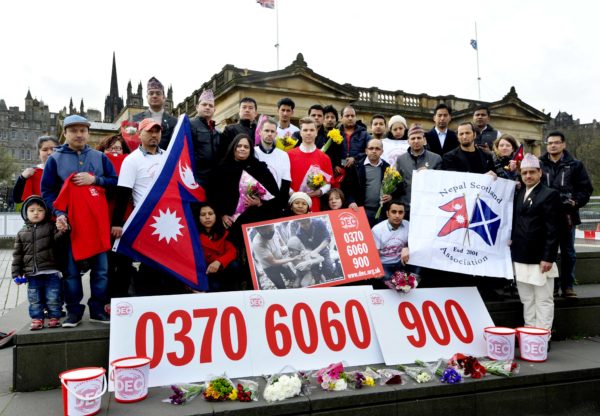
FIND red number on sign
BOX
[265,304,292,357]
[292,302,318,354]
[135,312,164,369]
[220,307,247,361]
[320,301,346,351]
[345,299,371,349]
[445,300,474,343]
[193,308,218,363]
[422,301,451,346]
[166,310,194,366]
[398,302,426,348]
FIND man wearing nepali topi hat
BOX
[190,89,220,188]
[132,76,177,150]
[511,153,561,332]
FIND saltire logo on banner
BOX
[114,115,209,291]
[437,195,500,246]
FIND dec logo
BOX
[487,335,514,360]
[114,369,146,399]
[248,295,265,308]
[338,212,358,230]
[115,302,133,317]
[369,293,384,306]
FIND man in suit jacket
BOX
[190,89,220,188]
[511,154,561,331]
[132,77,177,150]
[425,103,458,156]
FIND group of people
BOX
[10,76,593,336]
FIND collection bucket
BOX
[516,327,551,362]
[59,367,107,416]
[110,356,151,403]
[484,326,516,360]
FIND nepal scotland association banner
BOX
[113,115,209,291]
[408,170,515,279]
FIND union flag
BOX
[437,195,469,237]
[114,115,208,291]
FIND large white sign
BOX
[367,287,494,364]
[409,170,515,278]
[109,287,382,389]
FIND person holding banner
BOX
[442,122,495,175]
[491,134,520,181]
[511,154,560,331]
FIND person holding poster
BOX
[511,154,560,331]
[288,117,334,211]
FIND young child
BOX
[323,188,346,211]
[287,192,312,216]
[382,115,409,167]
[12,196,65,330]
[197,203,238,292]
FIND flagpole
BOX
[275,0,280,70]
[474,21,481,100]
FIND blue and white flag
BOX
[470,39,478,50]
[408,170,515,279]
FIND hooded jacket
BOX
[12,196,65,277]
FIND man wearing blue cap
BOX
[132,77,177,150]
[41,115,118,327]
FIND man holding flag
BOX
[112,117,208,295]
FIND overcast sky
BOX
[2,0,598,123]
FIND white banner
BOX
[367,287,494,364]
[408,170,515,278]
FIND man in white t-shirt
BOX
[276,97,300,138]
[371,200,412,280]
[254,117,291,209]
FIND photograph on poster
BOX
[247,215,345,290]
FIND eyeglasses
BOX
[109,146,123,151]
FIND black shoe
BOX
[89,313,110,324]
[62,314,82,328]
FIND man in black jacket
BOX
[511,154,560,330]
[425,103,458,156]
[219,97,258,158]
[473,105,501,151]
[539,131,593,298]
[132,77,177,150]
[190,89,219,188]
[442,122,495,175]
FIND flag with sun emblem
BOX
[407,170,515,279]
[114,115,209,291]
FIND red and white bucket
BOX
[59,367,107,416]
[516,327,551,362]
[110,356,151,403]
[484,326,516,360]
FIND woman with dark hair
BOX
[196,202,239,292]
[322,188,346,211]
[209,133,280,247]
[12,135,60,203]
[492,134,520,180]
[96,134,131,174]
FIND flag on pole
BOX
[257,0,275,9]
[114,115,209,291]
[470,39,478,50]
[437,196,469,237]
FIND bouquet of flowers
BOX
[232,170,275,221]
[275,136,298,152]
[263,372,304,402]
[398,361,433,384]
[374,367,405,385]
[385,271,418,293]
[164,384,204,405]
[479,360,520,377]
[300,165,332,193]
[321,128,344,153]
[432,358,463,384]
[448,353,487,379]
[345,369,377,389]
[315,362,348,391]
[202,376,238,401]
[235,380,259,402]
[375,166,403,219]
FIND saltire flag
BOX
[469,197,500,246]
[470,39,478,50]
[512,144,524,162]
[257,0,275,9]
[437,196,469,237]
[114,115,209,291]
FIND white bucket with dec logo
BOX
[59,367,107,416]
[517,327,551,362]
[110,356,151,403]
[484,326,516,361]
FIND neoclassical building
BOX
[175,53,550,154]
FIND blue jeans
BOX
[557,226,576,290]
[64,244,109,318]
[28,273,62,319]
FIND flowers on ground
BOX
[449,353,487,379]
[263,373,303,402]
[398,361,433,384]
[315,362,348,391]
[479,360,519,377]
[165,384,204,405]
[202,377,237,401]
[385,270,418,293]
